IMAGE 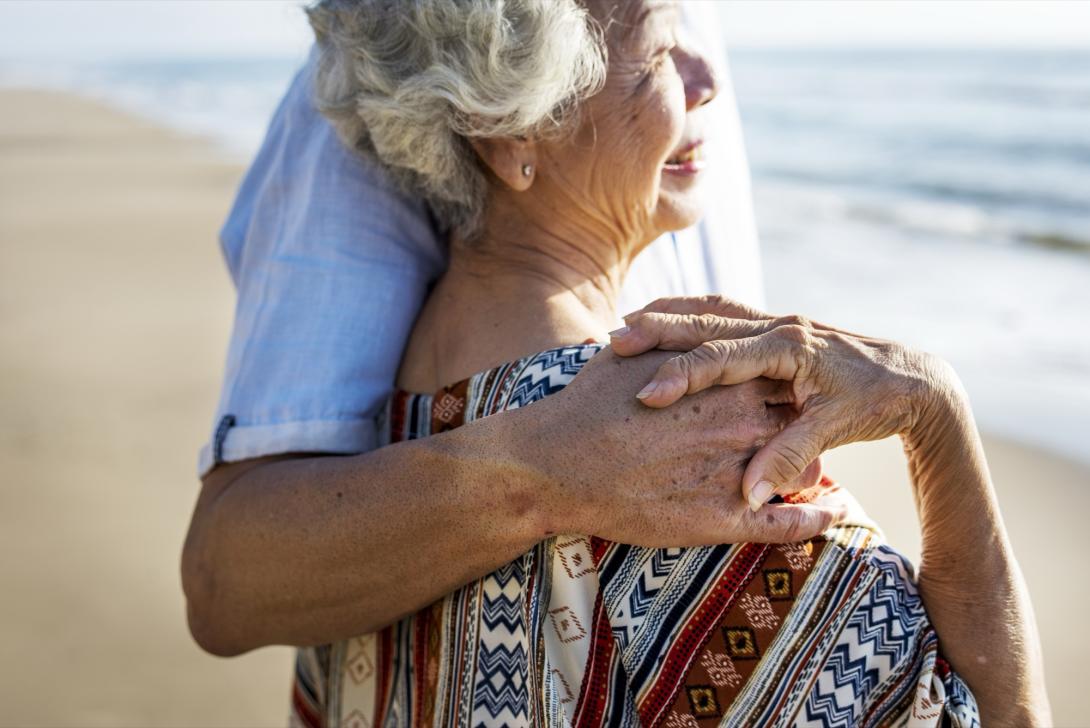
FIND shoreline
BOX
[1,88,1086,724]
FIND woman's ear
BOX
[468,136,537,192]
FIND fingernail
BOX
[636,382,658,400]
[609,326,630,338]
[748,480,775,512]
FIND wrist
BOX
[903,353,969,450]
[469,400,586,541]
[419,408,551,552]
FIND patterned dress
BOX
[290,344,979,728]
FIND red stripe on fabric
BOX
[572,588,616,728]
[491,361,518,413]
[590,536,612,567]
[388,390,411,443]
[640,543,770,728]
[412,609,431,727]
[424,601,444,726]
[291,679,323,728]
[373,627,394,727]
[935,652,951,678]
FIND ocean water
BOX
[729,49,1090,464]
[3,48,1087,463]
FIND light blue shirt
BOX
[199,5,763,475]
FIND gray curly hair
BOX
[307,0,608,238]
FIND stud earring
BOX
[521,164,533,177]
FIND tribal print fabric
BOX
[290,344,979,728]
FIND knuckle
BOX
[776,324,813,346]
[757,413,789,442]
[676,354,701,381]
[699,294,726,309]
[635,312,663,335]
[775,314,813,330]
[631,312,671,343]
[692,340,729,367]
[708,339,733,357]
[693,312,724,338]
[822,330,851,352]
[661,354,688,380]
[678,343,725,390]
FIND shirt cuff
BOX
[197,417,379,477]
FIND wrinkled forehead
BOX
[587,0,679,48]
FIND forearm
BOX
[905,384,1050,726]
[182,406,552,656]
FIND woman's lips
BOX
[663,140,706,175]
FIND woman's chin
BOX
[654,186,708,234]
[655,163,708,228]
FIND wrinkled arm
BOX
[905,379,1050,726]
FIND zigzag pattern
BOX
[479,562,525,634]
[797,558,926,727]
[472,559,531,726]
[506,346,601,409]
[610,547,685,649]
[871,544,921,598]
[472,642,531,725]
[468,346,600,727]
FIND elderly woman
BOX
[185,0,1049,725]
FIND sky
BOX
[0,0,1088,60]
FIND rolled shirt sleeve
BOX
[198,56,447,475]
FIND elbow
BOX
[181,538,254,658]
[186,600,250,658]
[183,462,285,658]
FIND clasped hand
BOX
[609,294,957,513]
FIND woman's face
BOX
[540,0,718,244]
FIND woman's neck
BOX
[397,209,642,392]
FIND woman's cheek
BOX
[612,102,666,199]
[647,78,686,158]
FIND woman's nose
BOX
[676,45,719,111]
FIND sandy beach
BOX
[1,89,1086,725]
